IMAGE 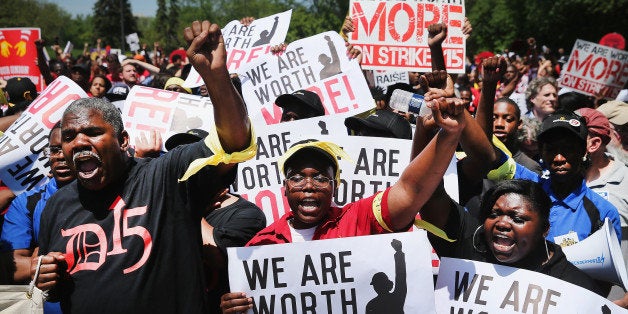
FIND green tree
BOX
[0,0,72,43]
[166,0,181,50]
[92,0,139,51]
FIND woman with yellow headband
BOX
[220,96,469,313]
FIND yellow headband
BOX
[278,141,353,185]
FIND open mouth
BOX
[53,163,73,176]
[494,131,507,140]
[492,234,515,253]
[299,198,320,213]
[73,151,102,180]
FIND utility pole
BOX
[120,0,125,53]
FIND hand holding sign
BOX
[184,21,228,79]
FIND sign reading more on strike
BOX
[559,39,628,99]
[184,10,292,88]
[349,0,466,73]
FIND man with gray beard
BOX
[31,20,255,313]
[598,101,628,166]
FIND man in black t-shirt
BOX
[32,20,255,313]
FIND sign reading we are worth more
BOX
[237,31,373,126]
[559,39,628,99]
[184,10,292,88]
[121,86,216,149]
[435,257,625,313]
[349,0,466,73]
[228,231,436,313]
[0,76,86,194]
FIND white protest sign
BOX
[232,114,458,225]
[184,10,292,87]
[228,231,436,313]
[559,39,628,99]
[237,31,374,126]
[435,257,625,313]
[121,85,214,148]
[373,70,409,92]
[0,76,87,194]
[125,33,140,52]
[348,0,466,73]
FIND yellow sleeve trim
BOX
[414,219,455,242]
[492,134,512,157]
[372,191,393,232]
[178,121,257,182]
[487,135,516,181]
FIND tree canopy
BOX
[1,0,626,57]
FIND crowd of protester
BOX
[0,10,627,314]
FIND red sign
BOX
[0,28,44,91]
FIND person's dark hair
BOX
[48,121,62,137]
[171,54,182,63]
[63,98,123,137]
[495,97,521,119]
[180,63,192,80]
[557,91,594,112]
[151,73,173,89]
[91,74,112,92]
[479,179,550,230]
[384,83,415,105]
[525,77,557,111]
[370,86,385,101]
[4,100,32,116]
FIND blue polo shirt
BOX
[514,164,622,244]
[0,178,60,251]
[0,178,63,314]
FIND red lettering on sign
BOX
[388,3,415,42]
[227,49,247,70]
[134,86,178,102]
[260,105,283,125]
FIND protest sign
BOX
[236,31,374,126]
[559,39,628,99]
[232,114,458,225]
[228,231,436,313]
[125,33,140,52]
[0,76,86,194]
[0,28,44,90]
[373,70,410,92]
[348,0,466,73]
[121,85,215,148]
[435,257,625,313]
[184,10,292,87]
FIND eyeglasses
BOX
[44,146,63,157]
[285,174,333,190]
[165,85,183,92]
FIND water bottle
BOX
[389,89,431,117]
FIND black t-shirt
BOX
[429,201,604,296]
[204,196,266,312]
[206,196,266,255]
[39,141,231,313]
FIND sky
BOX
[47,0,159,17]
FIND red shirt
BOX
[247,188,396,246]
